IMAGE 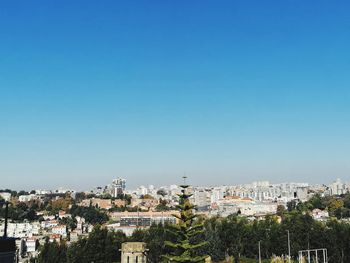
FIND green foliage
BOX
[38,239,67,263]
[156,198,171,211]
[38,226,127,263]
[72,225,124,263]
[308,194,327,210]
[0,202,39,221]
[286,193,350,219]
[342,193,350,208]
[287,200,297,212]
[200,217,225,262]
[328,198,344,214]
[60,217,77,230]
[276,205,286,216]
[218,215,249,263]
[17,190,350,263]
[46,197,72,215]
[70,204,109,224]
[163,184,208,262]
[74,192,87,203]
[33,210,350,263]
[146,224,175,263]
[128,223,175,263]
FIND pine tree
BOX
[163,181,208,262]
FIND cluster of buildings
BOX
[90,178,126,197]
[88,178,349,220]
[0,212,93,261]
[0,177,349,262]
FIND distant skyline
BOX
[1,1,350,190]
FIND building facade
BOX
[120,242,147,263]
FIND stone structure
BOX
[120,242,147,263]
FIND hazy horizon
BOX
[0,177,344,193]
[1,1,350,190]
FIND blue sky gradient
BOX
[1,1,350,190]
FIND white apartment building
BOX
[18,194,37,202]
[25,237,38,253]
[0,192,11,201]
[210,187,226,204]
[330,178,347,195]
[35,189,52,195]
[193,189,210,210]
[137,186,148,196]
[212,196,277,217]
[52,225,67,238]
[41,219,59,229]
[228,182,309,203]
[239,202,277,216]
[0,222,40,238]
[110,178,126,197]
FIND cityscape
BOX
[2,1,350,263]
[1,177,350,262]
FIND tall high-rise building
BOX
[330,178,346,195]
[111,178,126,197]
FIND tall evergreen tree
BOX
[163,180,208,262]
[38,239,67,263]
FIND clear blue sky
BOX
[1,1,350,190]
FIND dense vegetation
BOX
[288,193,350,219]
[37,226,127,263]
[69,204,109,225]
[0,190,137,222]
[35,210,350,263]
[0,202,40,221]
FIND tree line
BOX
[35,210,350,263]
[287,192,350,219]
